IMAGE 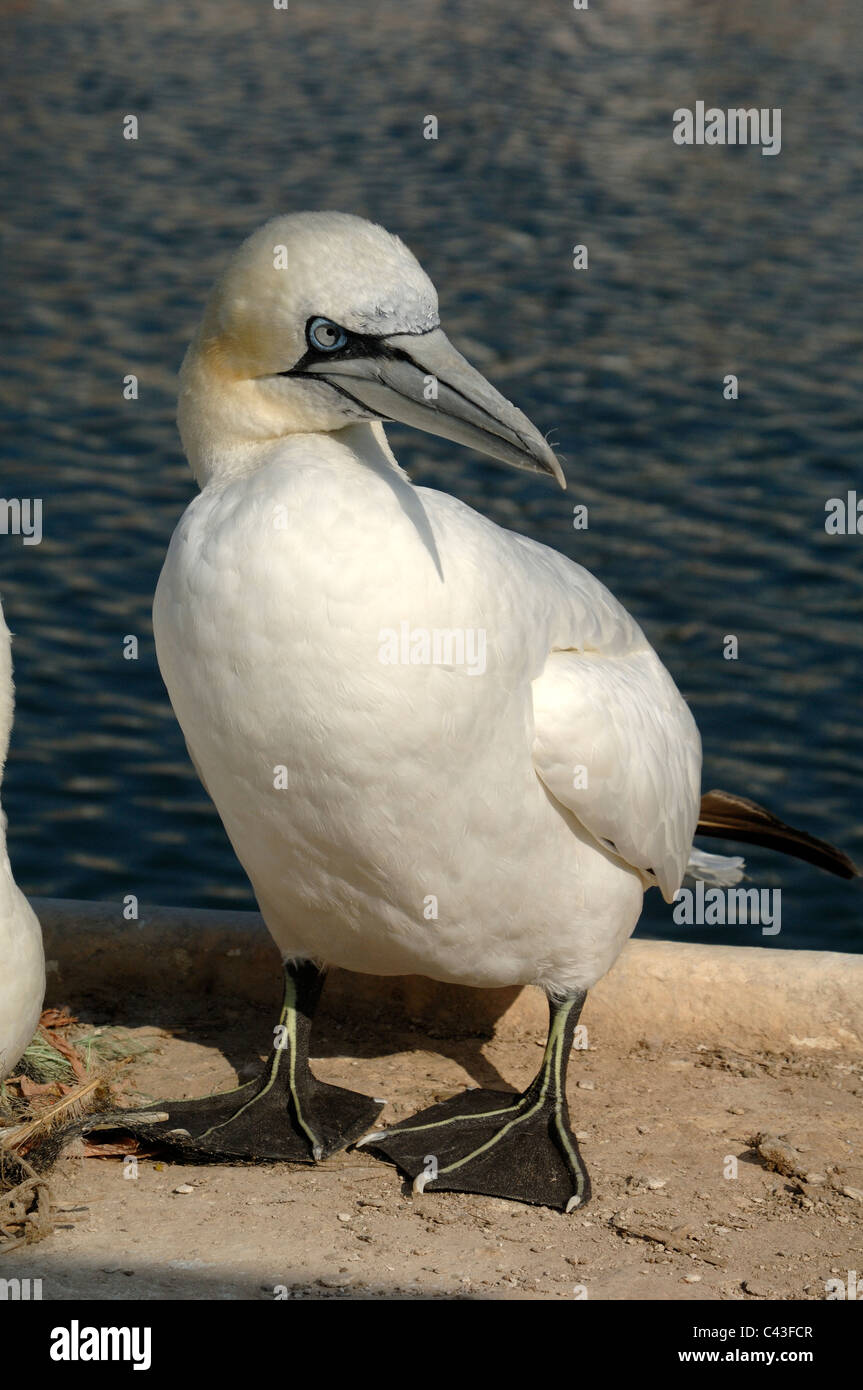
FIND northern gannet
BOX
[110,214,856,1210]
[0,602,44,1081]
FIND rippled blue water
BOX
[1,0,860,953]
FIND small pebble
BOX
[753,1133,800,1178]
[743,1279,775,1297]
[683,1274,701,1284]
[337,1212,352,1222]
[173,1184,194,1195]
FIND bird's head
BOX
[179,212,565,488]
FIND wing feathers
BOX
[532,647,701,901]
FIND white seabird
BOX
[0,602,44,1081]
[111,214,855,1209]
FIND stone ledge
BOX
[34,897,863,1052]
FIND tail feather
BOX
[696,789,859,881]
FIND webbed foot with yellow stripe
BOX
[358,991,591,1212]
[83,961,382,1163]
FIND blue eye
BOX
[308,317,348,352]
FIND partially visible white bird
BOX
[0,602,44,1081]
[107,214,855,1209]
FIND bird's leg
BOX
[83,959,382,1162]
[359,990,591,1212]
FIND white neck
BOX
[177,333,286,487]
[178,336,407,491]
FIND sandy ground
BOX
[6,1005,863,1301]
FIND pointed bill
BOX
[301,327,566,488]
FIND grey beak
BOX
[302,327,566,488]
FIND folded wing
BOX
[531,644,702,902]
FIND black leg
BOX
[359,990,591,1212]
[84,960,382,1162]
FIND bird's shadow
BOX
[76,981,521,1095]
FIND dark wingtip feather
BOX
[695,789,859,881]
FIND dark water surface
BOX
[0,0,860,952]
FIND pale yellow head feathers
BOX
[177,212,563,491]
[178,212,438,483]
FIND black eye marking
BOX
[277,318,420,377]
[265,316,441,378]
